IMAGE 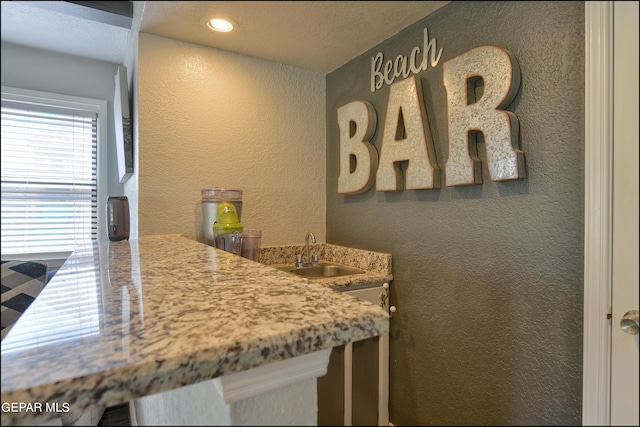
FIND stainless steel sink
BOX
[276,262,365,279]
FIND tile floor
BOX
[98,403,130,426]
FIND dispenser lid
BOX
[213,222,243,233]
[201,188,243,202]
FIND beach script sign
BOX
[337,28,526,194]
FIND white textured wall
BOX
[138,33,326,245]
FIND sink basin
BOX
[277,262,365,279]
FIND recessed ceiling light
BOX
[202,17,236,33]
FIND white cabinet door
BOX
[345,284,388,309]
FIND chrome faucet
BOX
[296,232,317,267]
[305,232,316,261]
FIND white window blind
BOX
[1,97,98,256]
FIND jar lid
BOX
[201,188,243,202]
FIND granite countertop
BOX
[0,236,389,426]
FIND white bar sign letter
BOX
[376,76,441,191]
[337,101,378,194]
[443,46,526,186]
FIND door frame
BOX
[583,2,613,425]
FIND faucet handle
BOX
[296,254,303,264]
[312,254,319,264]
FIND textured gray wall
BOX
[326,2,584,425]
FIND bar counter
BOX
[0,235,389,425]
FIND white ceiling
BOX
[1,1,449,74]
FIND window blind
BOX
[1,100,98,256]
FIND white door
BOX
[610,2,639,425]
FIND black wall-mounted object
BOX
[107,196,130,241]
[114,65,133,183]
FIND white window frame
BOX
[1,86,108,262]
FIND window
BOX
[1,87,107,258]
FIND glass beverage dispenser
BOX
[201,188,243,246]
